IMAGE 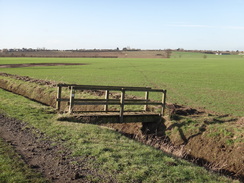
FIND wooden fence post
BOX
[69,86,75,114]
[104,90,109,112]
[144,91,149,111]
[161,90,167,116]
[56,85,62,111]
[120,89,125,123]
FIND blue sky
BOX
[1,0,244,51]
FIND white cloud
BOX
[221,25,244,30]
[167,24,212,28]
[167,23,244,30]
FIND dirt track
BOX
[0,113,109,182]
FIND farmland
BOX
[0,52,243,182]
[0,52,243,116]
[0,86,239,182]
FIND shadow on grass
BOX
[167,114,238,145]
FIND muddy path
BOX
[0,113,111,183]
[0,63,87,68]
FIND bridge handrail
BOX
[56,84,166,122]
[58,83,151,90]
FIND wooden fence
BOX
[56,84,166,122]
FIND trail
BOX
[0,114,108,183]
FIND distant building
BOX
[215,51,231,55]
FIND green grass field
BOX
[0,88,237,182]
[0,52,243,182]
[0,52,243,116]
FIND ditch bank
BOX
[0,72,243,181]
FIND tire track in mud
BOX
[0,114,111,183]
[128,62,161,89]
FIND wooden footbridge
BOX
[56,84,166,123]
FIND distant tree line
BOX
[0,48,242,57]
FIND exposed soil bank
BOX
[99,120,243,180]
[0,72,57,108]
[0,72,243,181]
[0,114,107,182]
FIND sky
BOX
[1,0,244,51]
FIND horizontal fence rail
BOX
[56,84,166,123]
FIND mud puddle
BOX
[0,63,87,68]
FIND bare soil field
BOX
[0,50,168,58]
[0,71,243,181]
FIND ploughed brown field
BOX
[0,50,168,58]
